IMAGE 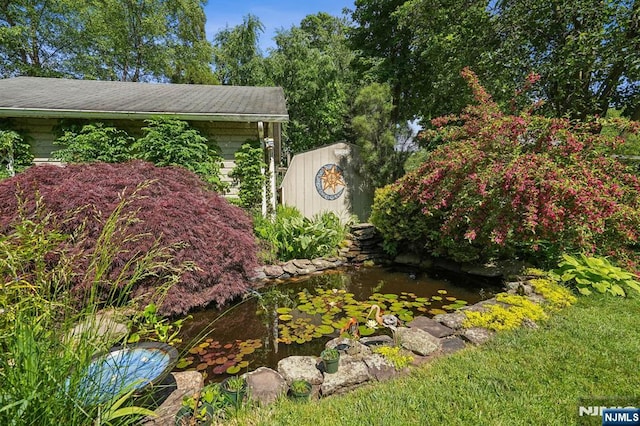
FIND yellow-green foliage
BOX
[463,294,548,331]
[373,346,414,370]
[529,278,577,310]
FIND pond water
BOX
[175,265,500,383]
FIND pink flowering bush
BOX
[371,68,640,268]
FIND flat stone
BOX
[464,298,501,313]
[396,327,441,356]
[407,316,455,338]
[296,266,317,275]
[292,259,312,269]
[277,356,323,385]
[263,265,284,278]
[311,258,333,270]
[66,309,129,349]
[462,327,495,345]
[143,371,203,425]
[440,336,467,354]
[320,356,371,396]
[325,337,372,358]
[282,262,299,275]
[433,311,466,329]
[245,367,287,405]
[359,335,394,348]
[363,353,399,382]
[252,268,267,280]
[350,222,375,231]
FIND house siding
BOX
[12,117,262,197]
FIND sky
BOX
[203,0,355,52]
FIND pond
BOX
[175,265,500,383]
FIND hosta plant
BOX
[553,254,640,297]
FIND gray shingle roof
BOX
[0,77,288,122]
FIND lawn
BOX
[231,293,640,426]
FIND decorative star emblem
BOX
[320,165,345,194]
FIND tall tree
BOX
[268,12,355,154]
[73,0,214,82]
[0,0,84,77]
[212,14,266,86]
[493,0,640,120]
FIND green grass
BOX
[231,293,640,426]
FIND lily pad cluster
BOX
[177,338,263,376]
[276,288,468,344]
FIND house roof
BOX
[0,77,289,122]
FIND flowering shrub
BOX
[0,161,259,315]
[371,68,640,268]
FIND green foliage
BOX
[53,123,134,163]
[553,253,640,297]
[0,194,183,425]
[253,205,347,262]
[0,129,33,179]
[320,348,340,361]
[229,141,265,210]
[528,277,577,311]
[127,303,190,345]
[351,83,410,189]
[372,346,414,370]
[212,14,267,85]
[289,379,311,395]
[223,376,246,392]
[463,294,549,331]
[268,13,355,153]
[179,383,229,424]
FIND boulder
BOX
[462,327,495,345]
[363,353,399,382]
[396,327,441,356]
[263,265,284,278]
[245,367,288,405]
[433,311,467,330]
[320,356,371,396]
[282,262,299,275]
[407,316,455,338]
[277,356,324,385]
[440,336,467,355]
[143,371,203,426]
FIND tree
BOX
[351,83,409,188]
[212,14,267,86]
[492,0,640,120]
[0,0,84,77]
[268,13,355,153]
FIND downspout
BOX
[258,122,267,217]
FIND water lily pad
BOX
[276,307,292,314]
[279,314,293,321]
[196,363,208,371]
[437,289,448,294]
[431,296,443,301]
[358,325,375,336]
[226,365,241,374]
[176,358,193,369]
[428,308,447,315]
[446,296,457,302]
[383,294,399,300]
[316,324,335,335]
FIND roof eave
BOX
[0,107,289,123]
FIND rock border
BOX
[160,270,556,420]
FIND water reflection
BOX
[176,265,498,382]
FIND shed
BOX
[0,77,289,211]
[280,142,373,222]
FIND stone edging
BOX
[151,272,555,421]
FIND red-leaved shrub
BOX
[0,161,259,315]
[371,68,640,269]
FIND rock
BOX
[407,316,455,338]
[263,265,284,278]
[440,337,467,355]
[350,222,375,231]
[394,253,422,266]
[292,259,312,269]
[277,356,324,385]
[245,367,287,405]
[320,356,371,396]
[396,327,441,356]
[282,262,299,275]
[359,335,394,348]
[143,371,203,426]
[505,281,533,296]
[66,309,129,349]
[460,263,503,277]
[311,258,333,270]
[325,337,372,358]
[433,311,466,330]
[462,327,495,345]
[296,267,317,275]
[363,354,399,382]
[527,294,546,304]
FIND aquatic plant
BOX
[178,338,262,376]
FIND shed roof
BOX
[0,77,289,122]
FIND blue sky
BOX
[203,1,355,52]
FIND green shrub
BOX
[553,253,640,297]
[229,141,265,211]
[253,205,347,262]
[371,69,640,267]
[53,123,134,163]
[0,128,33,179]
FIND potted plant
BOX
[220,375,247,406]
[320,348,340,374]
[289,379,312,402]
